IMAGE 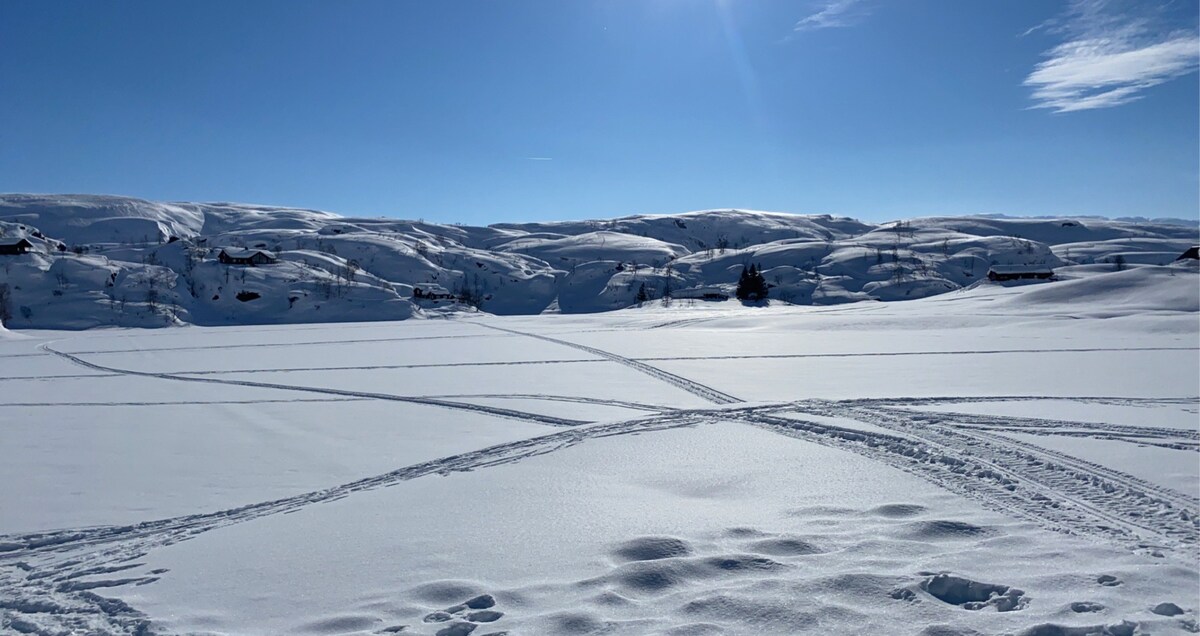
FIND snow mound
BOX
[1000,265,1199,315]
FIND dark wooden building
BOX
[1176,246,1199,261]
[218,248,277,266]
[672,286,730,301]
[0,238,34,255]
[987,265,1055,282]
[412,284,457,301]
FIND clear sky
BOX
[1,0,1197,223]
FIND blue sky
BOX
[1,0,1196,223]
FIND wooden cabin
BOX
[672,286,730,301]
[218,248,277,266]
[0,238,34,255]
[1176,246,1199,261]
[412,284,457,301]
[987,265,1054,282]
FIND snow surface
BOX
[1,268,1198,635]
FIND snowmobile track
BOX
[738,405,1198,554]
[867,405,1199,448]
[831,403,1199,549]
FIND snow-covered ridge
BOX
[0,194,1195,329]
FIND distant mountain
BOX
[0,194,1195,329]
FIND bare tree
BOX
[146,275,161,311]
[0,284,11,325]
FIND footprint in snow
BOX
[1151,602,1185,616]
[917,573,1028,612]
[422,593,505,631]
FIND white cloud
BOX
[793,0,868,32]
[1023,0,1199,112]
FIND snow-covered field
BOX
[1,264,1198,635]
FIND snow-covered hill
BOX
[0,194,1195,329]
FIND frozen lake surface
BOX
[1,273,1197,635]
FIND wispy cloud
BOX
[525,157,553,161]
[793,0,869,32]
[1023,0,1199,113]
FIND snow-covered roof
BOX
[672,286,728,297]
[220,248,275,259]
[0,237,34,247]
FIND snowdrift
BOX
[999,264,1200,315]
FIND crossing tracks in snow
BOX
[2,329,1197,635]
[476,323,743,405]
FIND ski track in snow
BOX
[0,373,123,382]
[0,397,371,408]
[867,405,1200,450]
[851,395,1200,409]
[637,346,1199,362]
[740,404,1199,552]
[30,343,1190,379]
[476,323,743,405]
[62,332,518,356]
[0,412,724,635]
[3,329,1198,634]
[4,395,1197,634]
[169,358,600,375]
[644,315,722,329]
[39,344,588,428]
[420,393,675,413]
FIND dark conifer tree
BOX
[737,264,768,302]
[736,265,752,301]
[754,263,769,299]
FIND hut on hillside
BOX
[0,238,35,255]
[412,284,457,301]
[218,248,277,266]
[986,265,1055,282]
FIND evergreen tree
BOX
[737,264,769,302]
[736,265,751,301]
[754,263,769,299]
[635,283,649,304]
